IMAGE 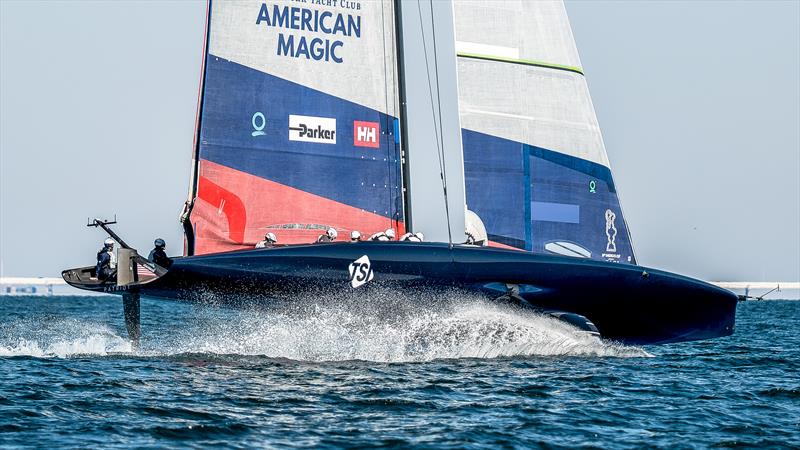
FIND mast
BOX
[395,0,466,245]
[393,0,413,232]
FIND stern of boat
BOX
[62,248,168,294]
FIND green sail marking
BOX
[456,52,584,76]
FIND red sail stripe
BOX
[197,175,247,244]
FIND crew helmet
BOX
[350,230,361,241]
[414,232,424,242]
[154,238,166,248]
[385,228,396,239]
[326,227,338,240]
[265,232,277,243]
[104,238,114,248]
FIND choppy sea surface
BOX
[0,295,798,448]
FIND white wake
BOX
[0,318,131,358]
[158,295,649,361]
[0,294,649,361]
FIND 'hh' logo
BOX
[349,255,374,288]
[289,115,336,144]
[353,121,379,148]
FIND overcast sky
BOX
[1,0,798,282]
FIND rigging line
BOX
[427,0,453,247]
[416,1,443,174]
[389,0,408,232]
[416,0,452,246]
[379,0,394,227]
[380,1,390,122]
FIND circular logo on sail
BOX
[251,112,266,137]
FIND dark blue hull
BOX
[131,242,736,345]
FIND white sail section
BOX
[453,0,636,263]
[397,0,466,244]
[453,0,606,167]
[209,0,399,115]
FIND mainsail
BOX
[184,0,636,264]
[186,0,404,254]
[453,0,636,263]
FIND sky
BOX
[1,0,798,282]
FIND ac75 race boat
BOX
[63,0,736,347]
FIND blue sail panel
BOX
[463,129,636,264]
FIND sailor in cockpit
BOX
[255,232,277,248]
[148,238,173,268]
[96,238,116,280]
[465,210,488,246]
[316,227,338,243]
[399,231,424,242]
[350,230,362,242]
[369,228,395,241]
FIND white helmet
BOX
[265,232,277,243]
[350,230,361,241]
[414,232,424,242]
[326,227,338,240]
[385,228,396,239]
[104,238,114,247]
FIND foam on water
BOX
[0,317,131,358]
[0,293,648,361]
[154,294,649,361]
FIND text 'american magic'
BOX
[256,3,362,64]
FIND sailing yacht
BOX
[62,0,737,345]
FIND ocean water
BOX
[0,295,798,448]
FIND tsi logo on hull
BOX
[289,115,336,144]
[348,255,374,288]
[353,121,379,148]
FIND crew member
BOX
[369,228,396,241]
[399,231,424,242]
[317,227,338,243]
[369,230,386,241]
[350,230,362,242]
[465,232,487,246]
[256,232,277,248]
[96,238,116,280]
[148,238,172,268]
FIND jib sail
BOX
[453,0,637,263]
[185,0,404,254]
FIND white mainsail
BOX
[186,0,405,254]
